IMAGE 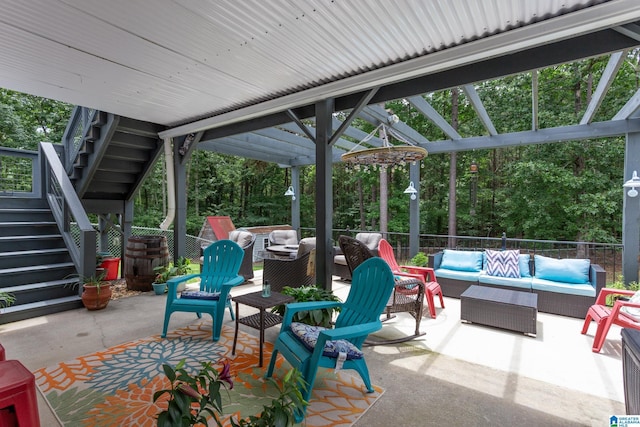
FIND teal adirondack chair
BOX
[265,257,395,422]
[161,240,244,341]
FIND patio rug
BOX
[34,322,383,426]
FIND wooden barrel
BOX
[124,235,170,291]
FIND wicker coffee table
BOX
[460,285,538,336]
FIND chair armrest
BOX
[282,301,343,328]
[319,321,382,342]
[400,266,436,282]
[393,270,425,281]
[428,252,443,269]
[166,274,201,298]
[610,299,640,317]
[595,287,636,305]
[590,264,607,296]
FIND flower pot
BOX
[152,283,167,295]
[81,283,112,310]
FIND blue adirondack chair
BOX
[161,239,244,341]
[265,257,395,422]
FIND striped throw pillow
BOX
[485,249,520,278]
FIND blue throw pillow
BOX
[440,250,484,272]
[289,322,363,360]
[534,255,590,284]
[519,254,532,278]
[485,249,520,278]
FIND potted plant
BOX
[152,264,178,295]
[272,286,341,328]
[0,291,16,314]
[154,359,307,427]
[78,271,112,310]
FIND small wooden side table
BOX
[232,291,294,367]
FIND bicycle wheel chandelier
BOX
[341,117,427,170]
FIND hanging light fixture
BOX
[404,181,418,200]
[284,185,296,200]
[341,117,427,169]
[624,171,640,198]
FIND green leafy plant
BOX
[174,256,192,276]
[153,264,178,284]
[409,252,428,267]
[605,276,640,306]
[154,359,307,427]
[272,286,341,328]
[0,291,16,309]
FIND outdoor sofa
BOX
[429,249,606,318]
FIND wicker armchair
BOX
[263,237,316,292]
[338,235,426,345]
[229,230,256,282]
[333,232,382,280]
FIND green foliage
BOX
[0,292,16,309]
[153,264,178,284]
[229,369,308,427]
[174,257,192,276]
[154,359,307,427]
[410,252,429,267]
[605,276,640,306]
[272,286,341,328]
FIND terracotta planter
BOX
[81,283,112,310]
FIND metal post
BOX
[315,99,334,290]
[291,166,301,239]
[409,162,420,257]
[623,131,640,284]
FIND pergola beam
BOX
[463,85,497,136]
[407,95,462,140]
[581,51,627,125]
[425,119,640,154]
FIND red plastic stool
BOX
[0,343,5,361]
[0,360,40,427]
[425,281,445,319]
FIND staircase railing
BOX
[40,142,96,281]
[61,106,95,170]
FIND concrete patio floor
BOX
[0,269,627,426]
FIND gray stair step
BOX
[0,262,75,275]
[0,248,71,268]
[0,234,66,251]
[0,296,83,325]
[2,278,79,305]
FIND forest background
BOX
[1,50,639,244]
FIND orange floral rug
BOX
[34,322,383,426]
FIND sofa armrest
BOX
[590,264,607,296]
[429,252,443,270]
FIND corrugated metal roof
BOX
[1,0,636,130]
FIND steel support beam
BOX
[409,162,420,257]
[291,166,301,237]
[315,99,334,290]
[623,131,640,284]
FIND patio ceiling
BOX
[1,1,640,166]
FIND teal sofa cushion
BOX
[478,273,532,290]
[531,278,595,297]
[519,254,532,278]
[440,250,484,272]
[434,269,482,282]
[534,255,590,284]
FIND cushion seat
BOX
[478,273,532,290]
[531,277,596,297]
[289,322,364,360]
